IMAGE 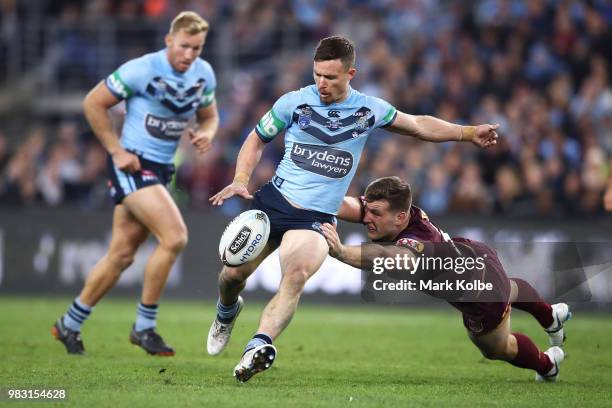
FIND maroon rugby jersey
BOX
[390,205,510,303]
[394,206,449,247]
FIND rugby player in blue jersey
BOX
[207,36,499,382]
[52,11,219,356]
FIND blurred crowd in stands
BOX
[0,0,611,218]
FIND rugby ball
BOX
[219,210,270,267]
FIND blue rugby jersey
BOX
[255,85,397,214]
[105,49,216,164]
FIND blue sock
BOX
[63,297,92,332]
[244,333,272,353]
[216,298,240,324]
[135,302,158,331]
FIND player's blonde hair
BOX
[169,11,209,35]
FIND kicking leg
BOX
[257,230,328,339]
[207,243,276,356]
[234,230,329,382]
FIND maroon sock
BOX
[511,278,554,328]
[510,333,553,374]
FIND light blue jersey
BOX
[255,85,397,215]
[105,49,216,164]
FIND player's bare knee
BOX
[107,250,135,272]
[161,230,188,253]
[220,266,248,287]
[281,267,310,293]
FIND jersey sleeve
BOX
[370,96,397,129]
[255,92,295,143]
[105,57,147,101]
[396,235,465,262]
[396,237,427,254]
[199,61,217,108]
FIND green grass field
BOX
[1,297,611,407]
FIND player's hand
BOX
[604,186,612,211]
[187,128,212,154]
[472,123,499,148]
[209,182,253,206]
[111,148,141,173]
[321,223,344,259]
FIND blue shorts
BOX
[250,181,336,247]
[106,154,175,204]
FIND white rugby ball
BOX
[219,210,270,267]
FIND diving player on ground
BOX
[52,11,219,356]
[321,176,571,382]
[207,36,500,382]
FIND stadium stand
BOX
[0,0,610,217]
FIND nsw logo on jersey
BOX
[298,107,312,129]
[290,142,353,178]
[146,77,206,114]
[291,105,375,144]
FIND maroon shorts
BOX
[450,238,511,336]
[455,301,510,336]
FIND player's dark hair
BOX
[365,176,412,213]
[314,36,355,69]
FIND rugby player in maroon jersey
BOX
[322,176,571,381]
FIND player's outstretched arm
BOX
[209,130,265,206]
[83,81,141,173]
[337,196,364,223]
[187,102,220,155]
[321,223,413,269]
[386,112,499,148]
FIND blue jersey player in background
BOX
[207,36,500,382]
[52,11,219,356]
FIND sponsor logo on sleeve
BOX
[290,142,353,178]
[258,110,285,139]
[108,72,131,99]
[200,90,215,107]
